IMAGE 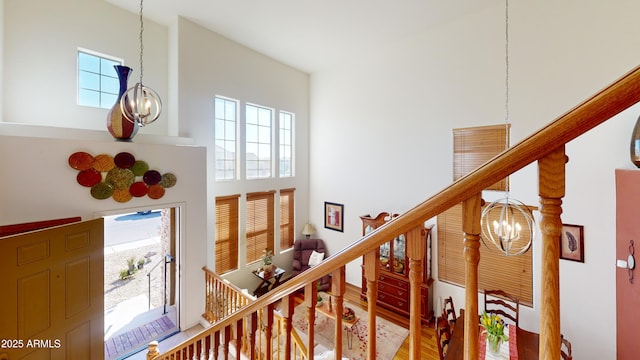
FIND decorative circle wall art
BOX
[68,151,177,202]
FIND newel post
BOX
[538,145,566,360]
[462,193,482,360]
[146,340,159,360]
[406,225,425,359]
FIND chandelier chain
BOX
[138,0,144,85]
[505,0,509,124]
[504,0,510,199]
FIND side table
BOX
[252,267,285,297]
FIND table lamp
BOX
[302,223,315,238]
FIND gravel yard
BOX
[104,241,166,311]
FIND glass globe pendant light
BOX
[120,0,162,127]
[480,0,535,256]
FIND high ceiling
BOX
[105,0,500,74]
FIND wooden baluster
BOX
[304,282,317,360]
[280,294,294,360]
[234,320,241,360]
[406,225,425,359]
[265,303,275,360]
[214,329,220,360]
[331,266,346,359]
[363,250,378,360]
[538,145,566,360]
[462,193,482,360]
[224,324,232,360]
[249,313,258,360]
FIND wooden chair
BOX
[443,296,457,326]
[483,289,520,327]
[561,334,573,360]
[435,315,451,360]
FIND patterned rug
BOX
[104,315,177,360]
[291,299,409,360]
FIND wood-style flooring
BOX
[296,283,441,359]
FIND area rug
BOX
[104,315,177,360]
[291,300,409,360]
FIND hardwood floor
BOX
[311,283,441,359]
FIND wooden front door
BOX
[0,219,104,359]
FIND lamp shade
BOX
[302,223,315,237]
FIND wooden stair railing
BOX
[149,64,640,360]
[203,267,256,323]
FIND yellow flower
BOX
[480,311,509,343]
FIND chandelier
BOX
[480,0,535,256]
[120,0,162,127]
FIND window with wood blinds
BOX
[453,124,510,191]
[279,188,295,250]
[246,191,275,264]
[215,194,240,274]
[437,203,533,306]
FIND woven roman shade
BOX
[453,124,510,191]
[215,194,240,274]
[246,191,275,264]
[279,188,295,250]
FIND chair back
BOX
[291,238,331,291]
[443,296,457,326]
[484,289,520,326]
[561,334,573,360]
[435,315,451,360]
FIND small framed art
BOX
[324,202,344,232]
[560,223,584,262]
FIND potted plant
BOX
[480,311,509,355]
[261,249,275,274]
[137,258,145,269]
[119,269,131,280]
[127,257,136,275]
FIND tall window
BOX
[246,191,275,264]
[215,97,238,180]
[279,111,294,177]
[246,104,273,179]
[77,49,122,109]
[279,188,295,250]
[215,195,240,274]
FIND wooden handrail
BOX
[153,64,640,359]
[252,63,640,313]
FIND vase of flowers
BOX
[481,311,509,355]
[261,249,275,275]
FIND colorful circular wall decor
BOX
[68,151,177,202]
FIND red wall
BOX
[615,169,640,359]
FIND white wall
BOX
[0,130,207,330]
[309,1,640,359]
[2,0,168,135]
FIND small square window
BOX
[77,49,123,109]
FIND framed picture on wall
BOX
[560,223,584,262]
[324,202,344,232]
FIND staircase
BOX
[147,64,640,360]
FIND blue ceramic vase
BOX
[107,65,138,141]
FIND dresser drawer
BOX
[378,274,408,290]
[378,282,408,299]
[378,292,409,312]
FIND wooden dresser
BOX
[360,212,434,325]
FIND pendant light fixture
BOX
[480,0,535,256]
[120,0,162,127]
